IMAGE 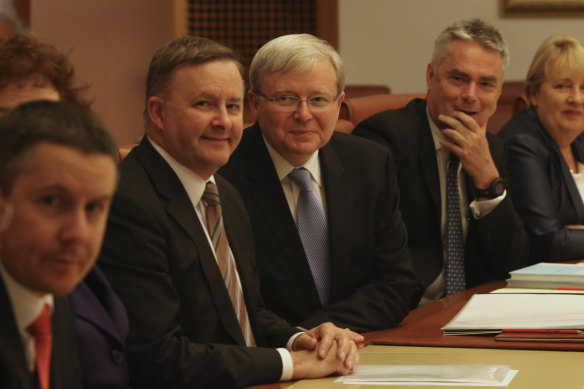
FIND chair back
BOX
[336,93,425,133]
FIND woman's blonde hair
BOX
[525,36,584,106]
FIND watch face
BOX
[491,178,506,196]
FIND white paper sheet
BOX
[441,293,584,334]
[334,364,517,386]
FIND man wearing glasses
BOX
[219,34,416,333]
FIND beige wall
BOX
[28,0,584,142]
[30,0,174,144]
[339,0,584,93]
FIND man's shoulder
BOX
[354,97,427,132]
[330,131,392,157]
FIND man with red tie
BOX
[0,101,119,389]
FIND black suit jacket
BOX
[353,98,529,298]
[219,124,416,332]
[0,277,81,389]
[99,137,299,389]
[498,108,584,262]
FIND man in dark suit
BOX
[353,18,529,306]
[0,34,131,389]
[99,36,360,389]
[219,34,416,332]
[0,101,119,389]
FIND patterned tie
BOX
[445,153,466,296]
[27,304,52,389]
[203,182,256,346]
[288,168,330,306]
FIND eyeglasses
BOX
[255,91,340,112]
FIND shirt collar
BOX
[147,136,213,204]
[427,106,445,153]
[262,135,323,188]
[0,260,54,332]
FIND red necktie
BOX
[27,304,52,389]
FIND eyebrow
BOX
[198,92,243,102]
[270,89,335,96]
[34,185,113,201]
[448,69,498,84]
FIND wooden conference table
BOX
[247,281,584,389]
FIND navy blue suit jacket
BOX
[498,108,584,262]
[72,266,129,389]
[353,98,529,298]
[219,124,416,331]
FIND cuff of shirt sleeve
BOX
[286,331,304,350]
[277,348,294,381]
[469,190,506,219]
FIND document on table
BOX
[442,293,584,335]
[491,287,584,295]
[334,365,517,386]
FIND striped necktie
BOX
[288,167,330,306]
[27,304,52,389]
[203,182,256,346]
[445,153,466,296]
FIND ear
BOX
[529,88,538,107]
[147,96,166,130]
[425,63,434,89]
[247,90,260,121]
[334,91,346,118]
[0,194,13,233]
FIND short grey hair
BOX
[249,33,345,95]
[431,18,509,72]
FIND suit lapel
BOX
[135,138,246,346]
[417,111,441,217]
[571,135,584,221]
[73,268,128,348]
[242,126,322,307]
[319,137,351,300]
[0,277,33,388]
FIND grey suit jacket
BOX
[99,137,299,388]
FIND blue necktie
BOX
[445,153,466,296]
[288,168,330,306]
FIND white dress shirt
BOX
[263,135,327,221]
[148,137,297,381]
[420,109,506,305]
[571,162,584,202]
[0,260,54,372]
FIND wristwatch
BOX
[474,177,506,199]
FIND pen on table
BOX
[501,329,582,334]
[556,287,584,291]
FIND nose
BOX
[293,100,313,122]
[570,87,584,104]
[211,106,231,129]
[461,83,478,102]
[59,208,91,243]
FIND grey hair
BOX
[249,33,345,95]
[431,18,509,72]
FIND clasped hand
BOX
[292,322,363,374]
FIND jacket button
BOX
[111,349,125,364]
